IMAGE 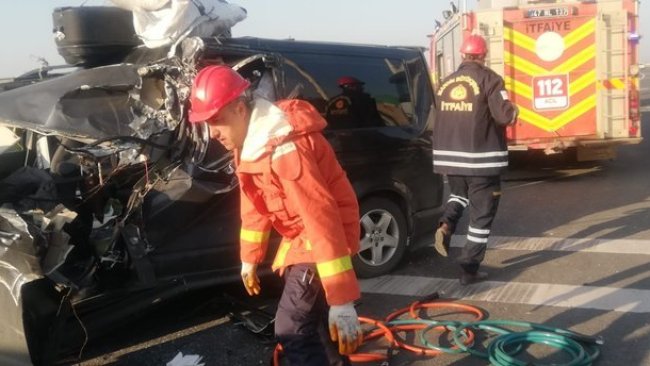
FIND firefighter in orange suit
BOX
[188,65,363,365]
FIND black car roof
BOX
[205,36,426,59]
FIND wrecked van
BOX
[0,35,442,364]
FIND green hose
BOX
[450,320,602,366]
[384,318,602,366]
[491,331,584,366]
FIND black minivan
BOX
[0,35,442,364]
[217,37,444,276]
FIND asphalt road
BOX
[61,95,650,366]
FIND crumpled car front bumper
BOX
[0,37,228,364]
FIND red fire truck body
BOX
[430,0,641,160]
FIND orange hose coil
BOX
[272,300,485,365]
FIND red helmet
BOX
[337,76,364,87]
[460,35,488,55]
[188,65,250,123]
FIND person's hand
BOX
[328,302,363,355]
[241,262,260,296]
[510,104,519,125]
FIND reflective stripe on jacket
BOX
[235,98,360,306]
[433,61,517,176]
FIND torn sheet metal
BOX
[0,205,43,305]
[0,126,20,154]
[0,204,79,304]
[0,64,140,139]
[38,206,78,281]
[0,206,44,366]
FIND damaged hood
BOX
[0,64,140,139]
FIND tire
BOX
[352,197,408,278]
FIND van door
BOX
[279,50,441,215]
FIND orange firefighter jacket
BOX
[235,98,360,306]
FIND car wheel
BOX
[353,197,408,278]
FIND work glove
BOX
[241,262,260,296]
[328,302,363,355]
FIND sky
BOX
[0,1,647,78]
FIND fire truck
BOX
[430,0,642,161]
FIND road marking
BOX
[447,236,650,255]
[76,316,231,364]
[360,275,650,313]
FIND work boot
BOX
[433,223,451,257]
[459,271,488,286]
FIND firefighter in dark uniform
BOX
[432,34,518,285]
[325,76,381,129]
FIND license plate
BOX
[526,7,570,18]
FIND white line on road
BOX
[360,275,650,313]
[448,236,650,255]
[76,316,231,364]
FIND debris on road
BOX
[166,351,204,366]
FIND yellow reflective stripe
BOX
[507,46,594,78]
[570,70,596,96]
[273,241,291,268]
[564,19,595,49]
[317,256,353,278]
[517,94,596,132]
[610,78,625,90]
[507,70,595,103]
[553,94,596,128]
[240,228,270,244]
[552,45,595,74]
[518,106,552,131]
[504,27,536,54]
[505,51,548,76]
[505,20,594,54]
[505,75,533,101]
[305,240,312,251]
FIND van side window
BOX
[281,53,415,129]
[405,56,434,132]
